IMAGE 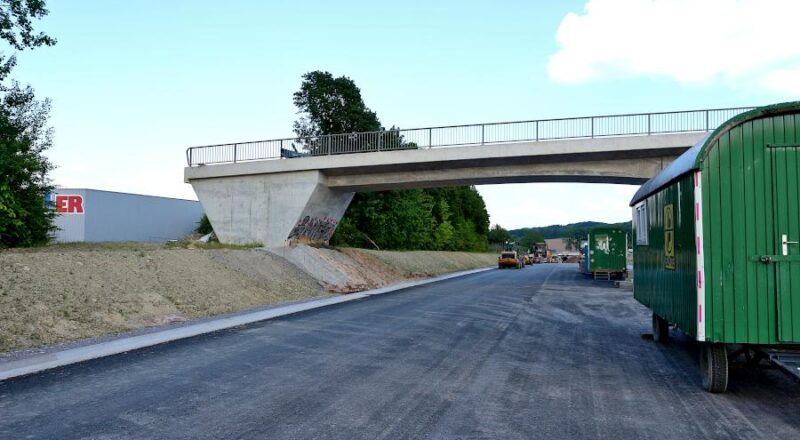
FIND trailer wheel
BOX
[700,343,729,393]
[652,313,670,343]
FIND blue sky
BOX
[12,0,799,228]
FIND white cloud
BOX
[548,0,800,95]
[762,64,800,96]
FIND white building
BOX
[48,188,203,243]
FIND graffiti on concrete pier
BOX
[287,215,339,243]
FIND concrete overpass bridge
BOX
[184,107,752,247]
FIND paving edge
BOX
[0,266,493,382]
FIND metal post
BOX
[188,148,192,166]
[647,114,651,135]
[481,125,485,145]
[535,121,539,141]
[233,144,238,163]
[428,128,432,148]
[705,111,710,131]
[280,139,284,158]
[377,132,382,152]
[591,117,594,138]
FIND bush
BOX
[196,214,213,235]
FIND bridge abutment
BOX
[191,170,353,248]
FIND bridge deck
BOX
[185,107,753,167]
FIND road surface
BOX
[1,264,799,439]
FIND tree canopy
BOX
[0,1,56,83]
[292,71,381,138]
[0,0,55,247]
[518,230,545,252]
[292,71,491,252]
[487,224,512,246]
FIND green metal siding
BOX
[700,113,800,344]
[633,174,698,337]
[771,143,800,341]
[587,228,626,272]
[632,102,800,345]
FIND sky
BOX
[10,0,799,229]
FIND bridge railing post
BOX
[233,143,238,163]
[481,124,485,145]
[705,110,710,131]
[535,120,539,141]
[590,117,594,138]
[428,128,432,148]
[647,114,651,135]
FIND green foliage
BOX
[518,230,545,252]
[509,220,631,251]
[195,214,213,235]
[329,186,489,252]
[293,71,490,251]
[487,224,513,245]
[0,1,56,248]
[0,1,56,85]
[292,70,381,138]
[0,83,54,247]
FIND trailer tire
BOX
[700,343,729,393]
[652,313,670,343]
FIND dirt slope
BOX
[0,244,496,353]
[0,245,323,352]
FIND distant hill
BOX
[509,221,631,251]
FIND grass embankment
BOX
[0,244,498,354]
[0,244,321,353]
[349,249,497,277]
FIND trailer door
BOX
[771,144,800,342]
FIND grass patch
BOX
[3,242,163,253]
[1,240,263,254]
[164,240,263,250]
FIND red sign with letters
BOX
[55,195,84,214]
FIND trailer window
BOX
[634,203,648,245]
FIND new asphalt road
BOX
[1,264,799,439]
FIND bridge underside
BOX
[324,156,677,191]
[186,133,701,247]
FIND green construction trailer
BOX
[582,227,627,280]
[630,102,800,392]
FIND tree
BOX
[519,230,545,252]
[432,199,454,250]
[487,224,512,245]
[292,71,381,155]
[293,71,492,252]
[0,83,54,246]
[0,1,56,85]
[0,0,55,247]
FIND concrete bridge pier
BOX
[191,170,353,247]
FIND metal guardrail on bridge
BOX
[186,107,755,166]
